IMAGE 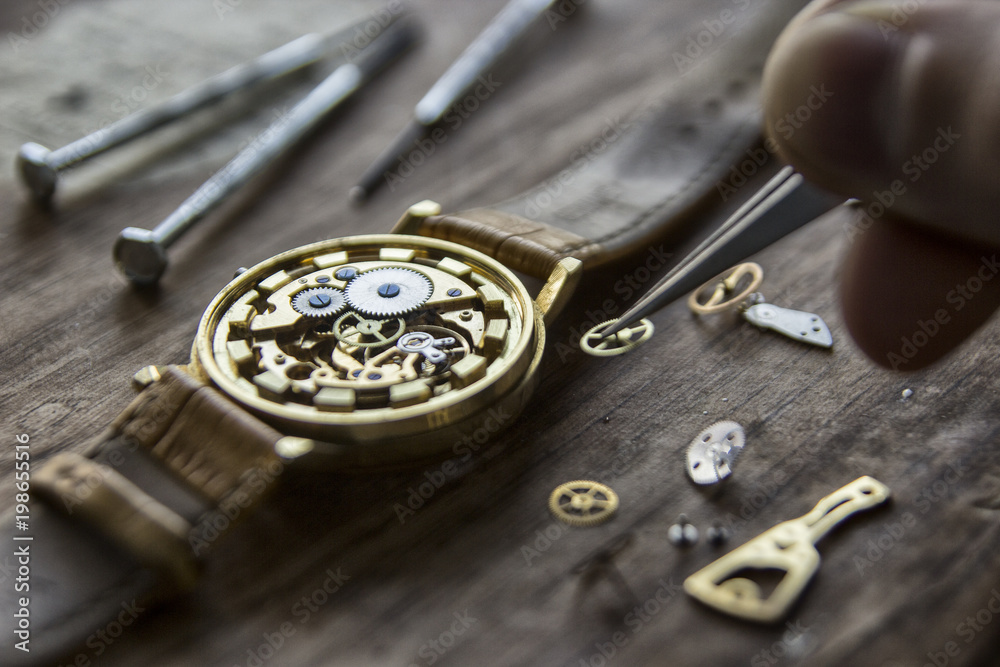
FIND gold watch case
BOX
[188,204,581,469]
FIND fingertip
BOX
[762,8,902,192]
[840,211,1000,370]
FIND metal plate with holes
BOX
[743,303,833,348]
[686,421,745,484]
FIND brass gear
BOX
[549,480,619,527]
[580,318,654,357]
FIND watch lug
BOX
[536,257,583,327]
[132,365,165,391]
[391,200,442,235]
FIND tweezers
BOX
[601,166,848,338]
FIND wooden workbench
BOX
[2,1,999,665]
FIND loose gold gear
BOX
[549,481,620,526]
[684,476,890,623]
[579,318,655,357]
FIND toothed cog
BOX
[344,267,432,317]
[291,287,346,317]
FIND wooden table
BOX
[2,1,999,665]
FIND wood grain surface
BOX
[2,1,999,666]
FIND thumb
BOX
[762,0,1000,248]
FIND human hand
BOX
[761,0,1000,370]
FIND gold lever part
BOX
[683,476,890,623]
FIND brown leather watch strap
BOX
[416,2,802,280]
[0,366,283,665]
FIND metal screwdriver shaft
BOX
[113,20,419,286]
[350,0,557,202]
[16,33,327,205]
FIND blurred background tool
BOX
[15,14,407,206]
[113,18,419,286]
[350,0,558,202]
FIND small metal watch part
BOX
[684,476,891,623]
[688,262,833,349]
[580,318,654,357]
[291,287,346,317]
[706,520,731,546]
[743,302,833,348]
[686,421,746,485]
[344,267,433,317]
[668,514,699,547]
[332,313,406,348]
[549,481,619,527]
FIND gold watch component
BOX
[687,262,764,315]
[579,318,654,357]
[684,476,890,623]
[192,228,581,468]
[549,480,619,527]
[686,421,746,485]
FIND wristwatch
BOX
[2,2,803,662]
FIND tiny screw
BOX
[377,283,400,298]
[316,276,330,284]
[309,293,332,309]
[706,520,731,547]
[668,514,699,547]
[336,267,357,281]
[447,288,461,297]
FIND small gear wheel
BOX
[344,267,432,317]
[580,318,654,357]
[291,287,346,318]
[333,312,406,348]
[549,480,619,527]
